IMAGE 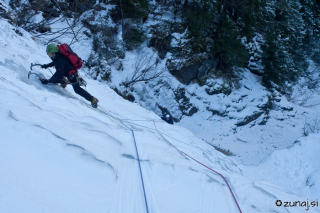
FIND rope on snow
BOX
[99,106,149,213]
[98,106,242,213]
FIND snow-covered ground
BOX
[0,15,319,213]
[98,8,319,167]
[177,71,313,165]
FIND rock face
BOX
[174,87,198,117]
[146,2,219,86]
[169,63,200,85]
[166,54,217,85]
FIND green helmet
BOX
[46,43,59,54]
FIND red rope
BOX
[153,121,242,213]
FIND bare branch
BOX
[122,52,166,87]
[303,113,320,136]
[288,66,320,107]
[47,28,70,44]
[52,0,79,42]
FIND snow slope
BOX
[0,20,319,213]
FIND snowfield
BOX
[0,18,319,213]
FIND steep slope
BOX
[0,21,318,213]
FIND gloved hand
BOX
[40,79,49,84]
[41,64,49,69]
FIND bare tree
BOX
[303,114,320,136]
[122,52,166,87]
[51,0,79,42]
[7,1,57,32]
[288,66,320,107]
[7,0,89,46]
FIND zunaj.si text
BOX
[275,199,318,211]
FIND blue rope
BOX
[130,128,149,213]
[99,106,149,213]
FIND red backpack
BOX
[57,44,82,75]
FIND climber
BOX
[40,43,98,108]
[161,114,173,125]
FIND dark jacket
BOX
[45,52,73,83]
[161,116,174,125]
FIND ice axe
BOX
[27,71,42,80]
[30,63,53,75]
[27,71,58,85]
[30,63,42,70]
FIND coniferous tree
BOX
[215,13,248,72]
[260,0,308,90]
[300,0,320,65]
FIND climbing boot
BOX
[91,97,99,108]
[60,82,68,88]
[60,77,69,88]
